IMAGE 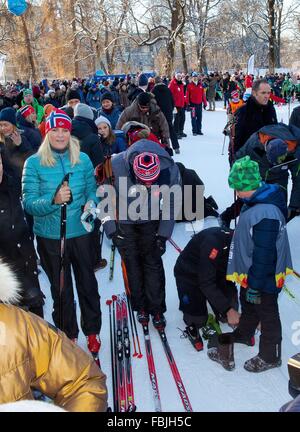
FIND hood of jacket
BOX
[0,259,21,304]
[258,122,300,151]
[71,116,98,140]
[242,182,288,220]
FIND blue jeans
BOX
[190,103,202,134]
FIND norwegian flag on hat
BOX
[133,152,160,184]
[45,109,72,134]
[18,105,35,118]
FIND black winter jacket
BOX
[174,227,235,314]
[289,106,300,129]
[234,96,277,153]
[71,116,104,167]
[152,83,174,122]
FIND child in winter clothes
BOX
[226,156,293,372]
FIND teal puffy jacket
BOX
[22,151,98,240]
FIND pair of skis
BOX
[141,321,193,412]
[107,294,136,412]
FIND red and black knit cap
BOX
[18,105,35,118]
[133,152,160,184]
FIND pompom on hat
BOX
[133,152,160,184]
[45,109,72,134]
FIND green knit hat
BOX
[23,89,33,96]
[228,156,262,191]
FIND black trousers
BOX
[117,222,166,314]
[173,107,186,135]
[91,218,104,265]
[166,116,180,150]
[175,270,238,328]
[37,234,101,339]
[237,289,282,362]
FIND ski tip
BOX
[106,299,112,306]
[112,295,118,301]
[138,353,143,359]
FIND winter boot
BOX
[174,148,180,154]
[137,309,150,324]
[244,355,281,373]
[152,312,166,330]
[87,334,101,367]
[184,325,204,351]
[202,313,222,340]
[207,333,235,371]
[232,328,255,347]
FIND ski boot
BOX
[201,314,222,340]
[137,309,150,324]
[183,325,204,351]
[87,334,101,367]
[152,312,166,330]
[244,355,281,373]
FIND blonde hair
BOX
[38,134,81,167]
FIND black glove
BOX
[287,206,300,222]
[165,146,174,157]
[111,228,126,249]
[156,235,167,256]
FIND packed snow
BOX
[40,100,300,412]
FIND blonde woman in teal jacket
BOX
[22,109,102,363]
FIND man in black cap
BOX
[116,92,172,153]
[60,88,81,118]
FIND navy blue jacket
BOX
[17,112,42,152]
[242,183,287,294]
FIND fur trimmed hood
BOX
[0,259,22,304]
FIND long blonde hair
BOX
[38,134,81,167]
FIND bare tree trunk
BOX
[268,0,276,73]
[179,32,188,74]
[199,48,207,71]
[69,0,79,77]
[20,15,36,80]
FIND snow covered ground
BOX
[40,100,300,412]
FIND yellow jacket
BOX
[0,260,107,412]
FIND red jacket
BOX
[168,78,185,108]
[245,75,253,88]
[186,82,207,106]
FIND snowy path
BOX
[41,100,300,412]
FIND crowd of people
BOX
[0,68,300,412]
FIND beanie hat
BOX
[266,138,288,165]
[43,104,56,118]
[95,116,111,128]
[45,109,72,134]
[18,105,35,118]
[137,92,151,107]
[101,92,114,103]
[121,121,150,136]
[0,107,17,126]
[23,89,33,97]
[32,85,41,98]
[73,103,94,121]
[133,152,160,184]
[228,156,262,191]
[66,88,81,102]
[138,73,148,87]
[231,90,240,103]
